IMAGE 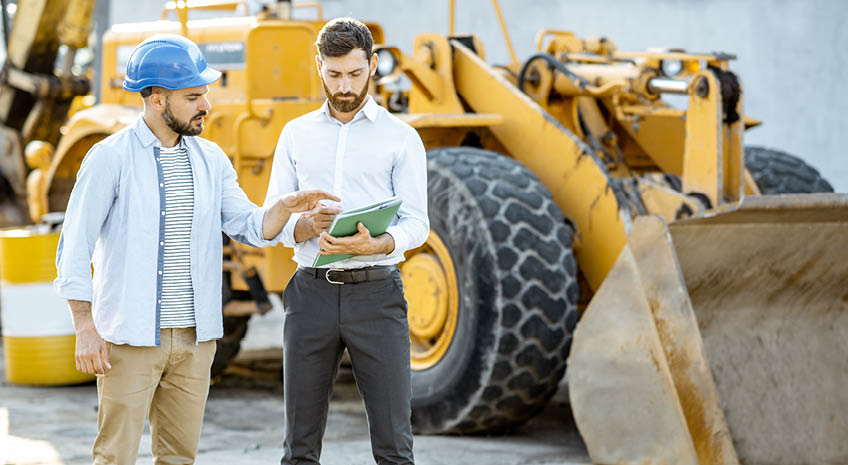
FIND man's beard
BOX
[163,99,207,137]
[323,73,370,114]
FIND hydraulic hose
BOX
[517,52,592,94]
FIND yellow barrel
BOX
[0,227,94,385]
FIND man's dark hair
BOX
[139,86,170,99]
[316,17,373,59]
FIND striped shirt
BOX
[159,143,195,328]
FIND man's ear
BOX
[148,88,166,111]
[369,52,378,77]
[315,55,323,76]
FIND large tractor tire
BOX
[745,146,833,194]
[407,147,579,434]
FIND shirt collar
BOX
[361,96,379,122]
[315,95,379,124]
[132,114,187,149]
[132,114,159,148]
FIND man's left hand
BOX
[318,222,393,256]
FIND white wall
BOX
[111,0,848,191]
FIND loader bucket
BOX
[569,194,848,465]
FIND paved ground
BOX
[1,307,590,465]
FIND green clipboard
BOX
[312,196,403,267]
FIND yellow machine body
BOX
[16,1,846,463]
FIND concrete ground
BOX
[1,306,590,465]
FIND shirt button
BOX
[157,299,162,304]
[160,183,164,187]
[160,241,164,246]
[161,211,165,216]
[158,270,163,275]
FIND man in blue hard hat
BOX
[54,34,338,465]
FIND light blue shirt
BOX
[264,97,429,267]
[54,115,279,346]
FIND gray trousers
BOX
[281,267,414,465]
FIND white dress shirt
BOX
[264,96,429,268]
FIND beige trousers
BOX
[92,328,217,465]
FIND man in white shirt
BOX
[265,17,429,465]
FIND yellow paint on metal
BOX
[402,231,459,371]
[636,177,704,221]
[742,169,761,195]
[244,23,322,101]
[722,91,745,203]
[397,112,503,129]
[3,335,94,385]
[742,115,762,129]
[535,29,580,53]
[57,0,95,49]
[449,0,455,36]
[404,254,448,339]
[66,94,96,119]
[682,71,722,206]
[570,216,739,465]
[404,35,465,114]
[450,39,628,290]
[25,142,55,222]
[519,58,554,105]
[292,2,323,20]
[569,232,700,465]
[0,230,59,284]
[617,104,686,175]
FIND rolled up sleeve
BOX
[54,145,118,302]
[220,153,281,248]
[385,129,429,258]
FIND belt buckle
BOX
[325,268,345,285]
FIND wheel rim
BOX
[400,231,459,370]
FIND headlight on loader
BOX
[660,59,684,77]
[375,48,398,78]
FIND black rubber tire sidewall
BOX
[411,147,578,434]
[745,146,834,194]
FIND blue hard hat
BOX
[122,34,221,92]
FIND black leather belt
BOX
[299,266,395,285]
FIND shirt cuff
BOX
[281,212,304,248]
[385,225,409,259]
[251,206,286,248]
[53,277,93,302]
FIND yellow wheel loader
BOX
[8,1,845,464]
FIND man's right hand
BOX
[68,300,111,375]
[306,203,343,236]
[75,326,111,375]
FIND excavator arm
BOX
[0,0,95,224]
